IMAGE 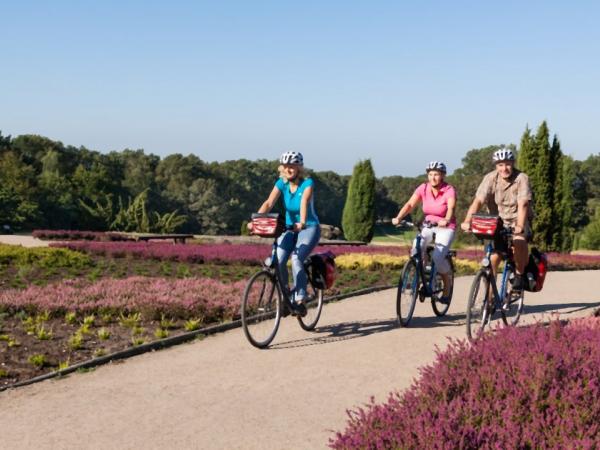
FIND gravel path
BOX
[0,235,48,247]
[1,271,599,450]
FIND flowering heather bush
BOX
[32,230,132,241]
[456,249,600,270]
[46,240,600,272]
[544,252,600,270]
[50,241,272,264]
[317,245,410,257]
[50,241,411,264]
[0,276,245,322]
[331,319,600,449]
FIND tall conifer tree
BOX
[517,125,536,174]
[529,122,553,249]
[559,155,577,251]
[342,159,376,242]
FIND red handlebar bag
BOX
[471,214,502,239]
[251,213,285,238]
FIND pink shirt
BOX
[414,182,457,229]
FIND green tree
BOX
[0,131,11,153]
[579,207,600,250]
[548,136,569,250]
[342,159,376,242]
[557,155,578,251]
[580,153,600,214]
[0,150,40,228]
[517,126,535,174]
[519,122,553,250]
[111,190,151,232]
[311,170,349,227]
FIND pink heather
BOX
[330,318,600,448]
[0,276,247,321]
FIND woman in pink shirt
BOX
[391,161,456,302]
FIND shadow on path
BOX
[269,302,600,349]
[270,318,398,349]
[525,301,600,316]
[270,311,464,349]
[408,312,465,328]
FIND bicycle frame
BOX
[264,230,318,314]
[411,232,438,298]
[480,240,515,310]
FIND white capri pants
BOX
[412,226,455,274]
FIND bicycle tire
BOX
[500,265,524,326]
[431,258,454,317]
[241,270,282,348]
[466,269,492,340]
[396,258,419,327]
[297,279,324,331]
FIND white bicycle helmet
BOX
[492,147,515,162]
[279,151,304,165]
[425,161,447,173]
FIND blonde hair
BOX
[278,164,307,182]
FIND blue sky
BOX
[1,1,599,176]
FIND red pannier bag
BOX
[250,213,285,238]
[524,247,548,292]
[471,214,502,239]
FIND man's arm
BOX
[514,199,528,234]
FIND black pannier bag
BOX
[307,251,336,290]
[524,247,548,292]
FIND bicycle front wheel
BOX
[297,279,324,331]
[500,266,524,326]
[396,259,419,327]
[466,269,492,340]
[241,270,282,348]
[431,258,454,317]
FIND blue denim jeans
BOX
[276,225,321,302]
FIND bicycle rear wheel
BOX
[500,266,524,326]
[466,269,492,340]
[431,258,454,317]
[396,259,419,327]
[297,280,324,331]
[241,270,282,348]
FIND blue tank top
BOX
[275,177,320,227]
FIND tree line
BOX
[1,125,600,250]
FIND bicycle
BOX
[241,224,325,348]
[396,221,455,327]
[465,218,525,340]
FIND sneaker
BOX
[291,301,307,317]
[292,299,306,317]
[437,295,450,305]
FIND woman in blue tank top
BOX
[252,151,320,314]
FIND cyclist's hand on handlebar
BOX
[438,219,448,228]
[460,221,471,232]
[391,217,400,226]
[513,225,523,235]
[292,222,305,232]
[247,222,254,232]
